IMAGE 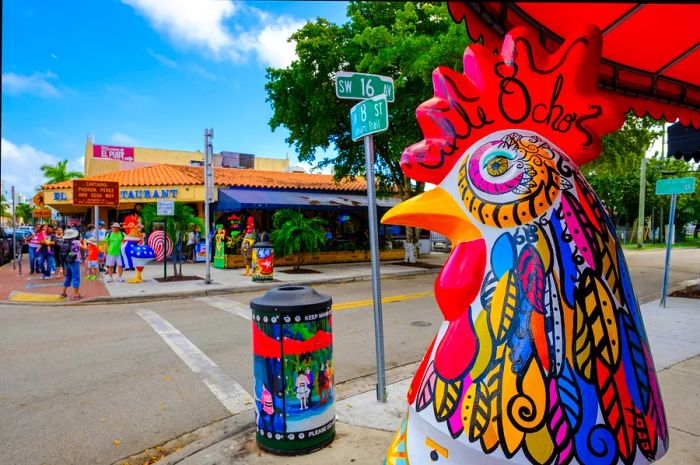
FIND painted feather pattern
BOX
[386,123,666,465]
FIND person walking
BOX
[186,226,196,262]
[45,225,57,277]
[97,221,107,272]
[105,222,125,283]
[35,224,52,280]
[26,224,43,274]
[53,226,65,279]
[59,229,87,300]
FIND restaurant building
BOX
[42,140,404,258]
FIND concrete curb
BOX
[0,267,440,307]
[111,361,422,465]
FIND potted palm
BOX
[140,202,205,277]
[270,209,327,272]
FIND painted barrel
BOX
[252,242,274,282]
[250,286,334,455]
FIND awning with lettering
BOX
[215,188,400,212]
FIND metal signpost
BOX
[335,71,395,102]
[204,128,214,284]
[338,71,393,402]
[11,186,16,271]
[656,177,696,307]
[157,199,175,280]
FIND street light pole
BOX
[204,128,214,284]
[637,157,647,248]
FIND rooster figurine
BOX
[381,25,667,465]
[121,214,156,283]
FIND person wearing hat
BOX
[59,228,87,300]
[104,222,126,282]
[97,220,108,272]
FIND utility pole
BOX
[204,128,214,284]
[637,157,647,248]
[11,186,16,270]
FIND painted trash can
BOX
[252,242,274,282]
[251,286,335,455]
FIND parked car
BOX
[2,228,32,253]
[0,228,13,265]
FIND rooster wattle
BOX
[381,25,667,465]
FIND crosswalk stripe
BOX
[194,296,252,320]
[137,309,253,415]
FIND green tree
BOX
[270,209,327,271]
[265,2,468,261]
[582,114,664,229]
[39,159,83,185]
[140,202,204,276]
[16,203,33,224]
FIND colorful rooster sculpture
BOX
[121,214,156,283]
[381,26,667,465]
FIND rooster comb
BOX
[401,25,625,185]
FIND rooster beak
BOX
[381,187,481,243]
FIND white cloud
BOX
[253,18,305,69]
[110,132,139,146]
[2,71,61,98]
[122,0,304,68]
[0,138,83,198]
[122,0,237,56]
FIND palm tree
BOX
[40,159,83,185]
[16,203,32,224]
[141,202,204,276]
[270,209,328,271]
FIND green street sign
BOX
[350,94,389,141]
[336,71,395,102]
[655,177,696,195]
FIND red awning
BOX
[448,2,700,128]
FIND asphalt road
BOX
[0,248,698,465]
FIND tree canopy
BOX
[265,1,468,200]
[40,159,83,185]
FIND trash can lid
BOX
[250,285,332,314]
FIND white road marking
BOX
[194,296,252,320]
[137,309,253,415]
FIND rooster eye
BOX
[486,156,509,176]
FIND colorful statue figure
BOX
[382,26,667,465]
[213,224,226,269]
[120,214,155,283]
[241,216,256,276]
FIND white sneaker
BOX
[118,278,125,283]
[106,277,113,283]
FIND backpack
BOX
[60,240,78,264]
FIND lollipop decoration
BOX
[147,230,173,263]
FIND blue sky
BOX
[2,0,349,198]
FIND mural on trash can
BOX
[252,308,334,441]
[381,26,667,465]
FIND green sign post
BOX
[335,71,395,102]
[337,72,394,402]
[656,177,697,307]
[350,94,389,141]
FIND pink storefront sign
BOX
[93,144,134,162]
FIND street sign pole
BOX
[163,218,168,281]
[204,128,214,284]
[363,134,387,403]
[660,194,677,308]
[636,157,647,248]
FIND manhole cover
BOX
[410,321,432,327]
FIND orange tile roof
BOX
[43,164,367,192]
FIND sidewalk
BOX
[133,296,700,465]
[0,256,110,302]
[0,253,448,304]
